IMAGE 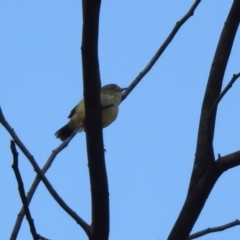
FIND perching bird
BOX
[55,84,127,141]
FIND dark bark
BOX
[81,0,110,240]
[168,1,240,239]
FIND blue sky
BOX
[1,1,240,239]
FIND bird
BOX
[55,84,127,141]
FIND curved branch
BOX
[11,141,40,240]
[81,0,110,239]
[0,107,90,237]
[189,219,240,239]
[121,0,201,102]
[10,133,76,240]
[168,1,240,239]
[190,1,240,189]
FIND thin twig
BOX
[189,219,240,239]
[209,72,240,118]
[10,133,76,240]
[11,141,42,240]
[0,107,90,237]
[121,0,201,102]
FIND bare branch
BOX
[189,219,240,239]
[121,0,201,102]
[0,107,90,237]
[209,72,240,118]
[81,0,110,239]
[10,133,76,240]
[191,1,240,188]
[11,140,45,240]
[216,150,240,172]
[168,1,240,239]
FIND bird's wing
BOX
[68,105,77,118]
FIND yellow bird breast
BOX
[102,105,119,127]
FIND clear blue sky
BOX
[1,1,240,239]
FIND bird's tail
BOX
[55,124,74,141]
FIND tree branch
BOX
[190,0,240,189]
[189,219,240,239]
[10,133,76,240]
[11,140,48,240]
[121,0,201,102]
[216,150,240,172]
[168,1,240,239]
[81,0,109,240]
[0,107,90,237]
[209,72,240,118]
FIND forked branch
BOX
[11,141,49,240]
[168,1,240,239]
[10,133,76,240]
[0,107,90,238]
[209,72,240,118]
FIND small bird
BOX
[55,84,127,141]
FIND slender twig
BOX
[11,141,42,240]
[189,219,240,239]
[209,72,240,118]
[10,133,76,240]
[0,107,90,237]
[121,0,201,102]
